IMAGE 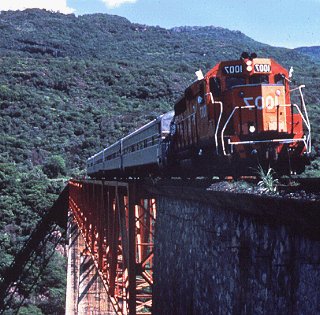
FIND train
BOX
[87,52,311,179]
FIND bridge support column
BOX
[65,212,115,315]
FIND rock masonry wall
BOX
[153,195,320,315]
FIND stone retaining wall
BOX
[153,193,320,315]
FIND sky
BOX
[0,0,319,48]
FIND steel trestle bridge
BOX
[68,179,155,315]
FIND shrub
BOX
[42,155,66,178]
[256,165,279,193]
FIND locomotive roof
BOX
[205,56,288,79]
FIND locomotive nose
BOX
[232,84,287,135]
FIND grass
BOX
[255,165,279,193]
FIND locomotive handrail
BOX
[220,102,311,156]
[206,92,224,154]
[297,85,311,153]
[280,102,311,154]
[176,112,196,122]
[228,137,308,147]
[290,85,311,125]
[228,136,309,160]
[220,105,255,155]
[291,103,311,153]
[214,100,224,155]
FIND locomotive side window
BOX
[226,76,245,90]
[274,73,285,85]
[249,75,269,84]
[209,77,221,97]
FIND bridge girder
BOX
[68,180,155,315]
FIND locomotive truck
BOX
[87,53,311,179]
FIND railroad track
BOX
[84,176,320,199]
[154,176,320,200]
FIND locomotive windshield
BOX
[226,76,245,90]
[249,75,269,84]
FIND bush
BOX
[42,155,66,178]
[17,304,43,315]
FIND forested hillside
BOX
[295,46,320,63]
[0,9,319,313]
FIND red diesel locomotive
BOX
[167,52,311,177]
[87,53,311,179]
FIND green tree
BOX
[42,155,66,178]
[17,304,43,315]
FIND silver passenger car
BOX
[103,141,122,171]
[86,111,174,177]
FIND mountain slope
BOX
[294,46,320,63]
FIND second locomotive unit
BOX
[87,53,311,178]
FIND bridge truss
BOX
[68,180,155,315]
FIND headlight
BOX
[249,124,256,133]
